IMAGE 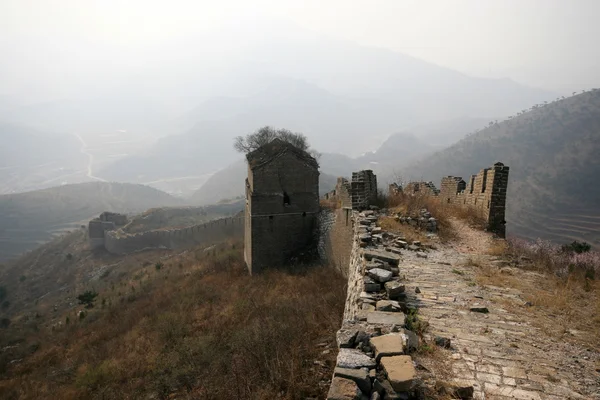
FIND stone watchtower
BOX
[244,139,320,274]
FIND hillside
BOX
[398,89,600,247]
[0,182,183,261]
[0,232,345,399]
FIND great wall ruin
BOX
[88,210,243,255]
[84,149,593,398]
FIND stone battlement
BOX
[439,162,509,237]
[323,170,378,210]
[390,162,509,237]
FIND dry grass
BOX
[378,216,429,244]
[0,241,347,400]
[471,253,600,346]
[486,239,508,256]
[384,192,486,243]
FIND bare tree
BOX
[234,126,320,159]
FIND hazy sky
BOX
[1,0,599,102]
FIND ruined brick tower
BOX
[244,139,320,274]
[439,162,509,237]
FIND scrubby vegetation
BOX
[380,190,484,243]
[475,237,600,345]
[0,240,346,399]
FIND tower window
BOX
[283,192,290,206]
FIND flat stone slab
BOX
[367,268,393,283]
[337,348,376,369]
[363,249,401,265]
[334,367,372,394]
[370,333,406,361]
[380,355,416,392]
[375,300,402,312]
[327,376,364,400]
[366,311,405,326]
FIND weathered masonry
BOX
[88,212,243,254]
[351,170,378,210]
[88,212,128,249]
[323,170,378,210]
[439,162,509,237]
[244,139,320,274]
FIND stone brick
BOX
[337,348,376,369]
[375,300,402,312]
[380,355,416,392]
[501,366,527,379]
[363,249,401,265]
[327,377,365,400]
[384,281,405,299]
[334,367,372,394]
[370,333,406,361]
[367,311,405,326]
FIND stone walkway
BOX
[402,222,600,399]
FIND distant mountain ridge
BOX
[0,182,183,261]
[398,89,600,247]
[94,31,553,186]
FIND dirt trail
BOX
[404,220,599,399]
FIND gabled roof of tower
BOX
[246,138,319,170]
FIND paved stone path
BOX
[402,222,600,399]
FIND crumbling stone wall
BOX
[328,209,421,399]
[88,212,128,249]
[99,211,128,226]
[439,162,509,237]
[351,170,378,210]
[104,216,244,254]
[322,177,353,209]
[403,181,439,196]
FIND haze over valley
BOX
[1,0,599,255]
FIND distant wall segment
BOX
[439,162,509,237]
[89,214,244,255]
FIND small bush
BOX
[77,291,99,309]
[155,262,163,271]
[561,240,591,254]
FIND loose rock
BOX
[337,348,377,369]
[368,268,393,283]
[384,281,406,299]
[327,376,364,400]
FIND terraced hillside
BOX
[399,89,600,247]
